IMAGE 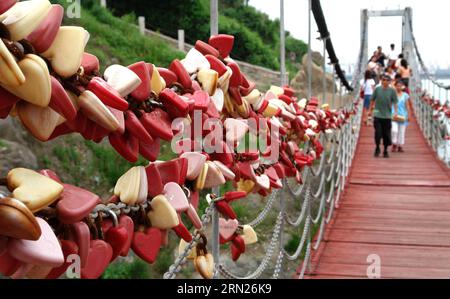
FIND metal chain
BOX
[247,188,280,227]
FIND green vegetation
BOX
[53,0,185,68]
[105,0,307,78]
[102,258,150,279]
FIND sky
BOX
[248,0,449,70]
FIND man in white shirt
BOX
[387,44,399,68]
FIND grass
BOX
[102,258,150,279]
[53,0,184,68]
[0,138,7,149]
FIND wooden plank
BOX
[326,228,450,247]
[310,117,450,279]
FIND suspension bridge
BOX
[197,3,450,280]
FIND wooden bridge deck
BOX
[308,118,450,279]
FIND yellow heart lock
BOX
[1,54,51,107]
[178,239,197,260]
[223,91,236,116]
[262,102,280,118]
[237,179,255,194]
[269,85,284,96]
[147,195,179,230]
[194,243,214,279]
[241,225,258,245]
[150,65,166,95]
[195,162,209,191]
[242,89,261,105]
[197,69,218,96]
[217,68,232,93]
[114,166,142,206]
[0,39,25,87]
[0,0,52,41]
[236,98,250,118]
[16,101,61,141]
[7,168,64,213]
[42,26,87,78]
[78,90,121,132]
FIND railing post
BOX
[322,37,327,105]
[280,0,286,86]
[177,29,185,52]
[100,0,106,8]
[138,16,146,35]
[210,0,220,279]
[210,0,219,36]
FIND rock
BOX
[0,118,29,145]
[0,139,38,176]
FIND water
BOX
[420,79,450,104]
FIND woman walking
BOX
[391,80,412,153]
[360,70,376,125]
[398,58,412,93]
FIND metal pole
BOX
[331,64,336,108]
[307,0,312,99]
[210,0,220,278]
[280,0,286,86]
[178,29,185,52]
[138,16,146,35]
[210,0,219,36]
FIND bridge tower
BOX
[361,7,414,62]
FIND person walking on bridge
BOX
[391,80,411,153]
[369,74,399,158]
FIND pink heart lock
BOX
[180,152,207,181]
[219,218,239,243]
[27,4,64,53]
[70,221,91,268]
[7,218,64,268]
[163,182,189,213]
[186,204,202,229]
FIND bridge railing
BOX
[409,20,450,167]
[164,0,366,279]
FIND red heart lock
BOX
[81,240,113,279]
[0,106,12,119]
[46,239,79,279]
[145,163,164,197]
[0,250,22,277]
[65,111,88,134]
[278,94,293,105]
[191,80,202,92]
[283,86,295,97]
[124,110,153,145]
[215,201,237,219]
[236,162,256,180]
[140,108,174,141]
[231,242,242,262]
[229,86,243,105]
[224,191,247,203]
[128,61,151,101]
[27,4,64,53]
[192,90,210,112]
[157,67,177,87]
[56,184,101,224]
[39,169,62,183]
[105,225,128,262]
[0,236,7,256]
[205,55,227,77]
[209,34,235,58]
[159,88,189,119]
[48,122,74,140]
[108,131,139,163]
[108,107,125,134]
[172,219,193,242]
[0,0,16,14]
[0,86,20,110]
[186,204,202,229]
[189,191,200,209]
[272,163,286,179]
[81,53,100,75]
[227,62,242,87]
[155,158,187,185]
[131,228,161,264]
[231,235,246,254]
[195,40,220,57]
[239,75,256,97]
[169,59,192,90]
[87,77,129,111]
[118,215,135,257]
[139,137,160,162]
[71,222,91,268]
[206,100,220,119]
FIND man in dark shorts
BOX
[369,74,399,158]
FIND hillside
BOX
[104,0,307,79]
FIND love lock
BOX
[103,209,129,262]
[194,235,214,279]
